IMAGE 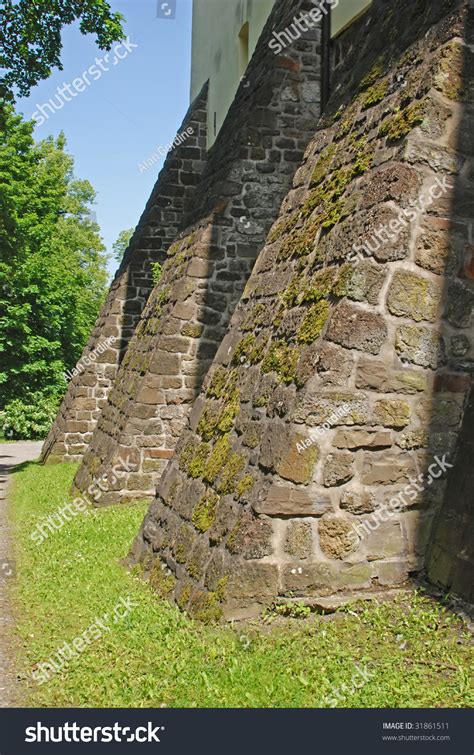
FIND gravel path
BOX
[0,441,43,707]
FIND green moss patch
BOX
[297,300,330,344]
[379,102,424,141]
[192,490,220,532]
[262,340,299,384]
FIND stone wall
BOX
[72,0,324,503]
[129,0,474,619]
[40,84,209,463]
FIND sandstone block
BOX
[254,485,332,517]
[327,302,387,355]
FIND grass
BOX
[8,461,473,708]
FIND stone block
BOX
[333,429,392,450]
[318,516,358,559]
[284,521,313,559]
[356,358,427,394]
[361,451,417,485]
[387,270,443,322]
[323,452,354,487]
[253,485,332,517]
[373,399,411,428]
[327,302,387,355]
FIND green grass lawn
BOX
[8,461,473,708]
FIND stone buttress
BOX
[130,0,474,619]
[72,0,324,503]
[40,84,208,463]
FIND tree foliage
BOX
[0,0,125,100]
[112,227,134,263]
[0,106,108,426]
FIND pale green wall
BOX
[332,0,372,37]
[191,0,276,147]
[190,0,373,147]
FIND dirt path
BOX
[0,441,43,707]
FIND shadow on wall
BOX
[425,2,474,602]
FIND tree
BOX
[112,227,134,263]
[0,0,125,100]
[0,107,108,434]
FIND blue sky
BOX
[17,0,193,279]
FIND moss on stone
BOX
[206,366,237,400]
[310,144,338,187]
[361,80,389,109]
[217,390,240,434]
[217,451,246,495]
[188,590,223,624]
[261,340,299,384]
[359,56,386,90]
[379,102,424,141]
[233,334,266,365]
[435,41,464,101]
[180,439,210,478]
[148,564,176,597]
[192,490,219,532]
[332,263,354,298]
[182,323,203,338]
[167,239,181,257]
[197,402,220,441]
[297,300,330,344]
[176,583,192,610]
[279,217,322,258]
[203,434,232,484]
[236,474,256,498]
[268,212,300,243]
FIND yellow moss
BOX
[203,434,232,484]
[233,334,267,365]
[378,102,425,141]
[177,583,192,610]
[261,340,299,384]
[361,80,389,109]
[297,300,330,344]
[192,490,219,532]
[359,56,386,90]
[217,452,246,495]
[236,474,256,498]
